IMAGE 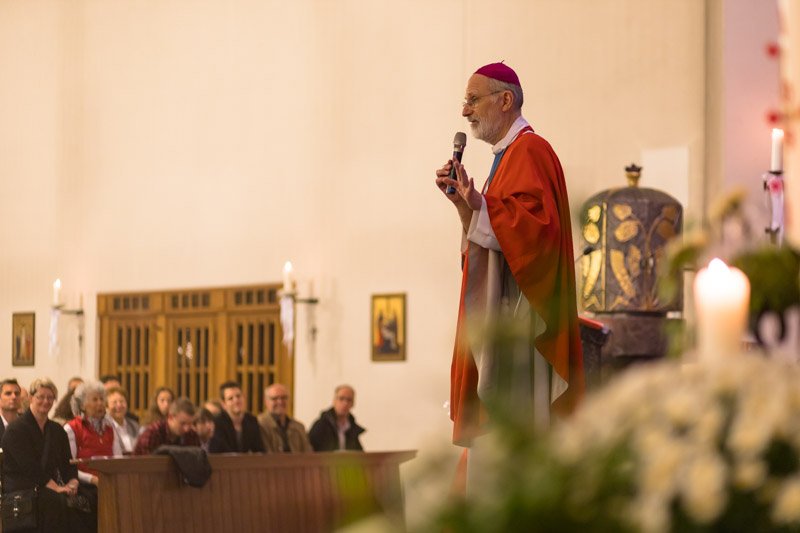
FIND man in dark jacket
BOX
[208,381,265,453]
[308,385,365,452]
[0,378,21,443]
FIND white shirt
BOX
[466,115,532,251]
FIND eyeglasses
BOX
[33,394,55,403]
[462,90,504,109]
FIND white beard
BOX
[469,117,502,145]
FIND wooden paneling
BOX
[98,284,290,419]
[86,452,415,533]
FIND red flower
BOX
[766,109,782,125]
[766,42,780,58]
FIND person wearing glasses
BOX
[1,378,94,532]
[434,62,584,467]
[257,383,311,453]
[308,385,364,452]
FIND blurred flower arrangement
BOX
[420,191,800,533]
[430,355,800,533]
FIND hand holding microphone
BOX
[447,132,467,194]
[435,132,482,211]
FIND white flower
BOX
[689,403,724,445]
[678,452,727,523]
[773,477,800,524]
[629,493,670,533]
[732,459,767,490]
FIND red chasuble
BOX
[450,128,584,446]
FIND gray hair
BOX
[487,78,524,111]
[71,381,106,416]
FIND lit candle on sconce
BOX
[771,128,784,173]
[282,261,294,294]
[53,279,62,306]
[693,258,750,361]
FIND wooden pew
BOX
[85,451,416,533]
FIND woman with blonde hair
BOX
[0,378,94,532]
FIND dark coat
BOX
[1,410,95,532]
[1,409,78,492]
[208,410,265,454]
[308,408,365,452]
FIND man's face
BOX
[333,387,355,418]
[222,386,245,416]
[0,384,21,413]
[167,412,195,438]
[265,385,289,418]
[462,74,505,144]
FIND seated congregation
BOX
[0,376,366,532]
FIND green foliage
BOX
[732,246,800,317]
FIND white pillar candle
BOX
[282,261,294,293]
[52,278,62,306]
[693,258,750,361]
[771,128,784,173]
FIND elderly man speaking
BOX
[435,62,584,481]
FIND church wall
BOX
[0,2,711,512]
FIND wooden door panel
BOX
[98,284,291,417]
[105,318,157,420]
[167,316,217,407]
[229,313,284,415]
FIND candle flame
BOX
[708,258,729,272]
[283,261,293,274]
[773,128,785,139]
[53,278,61,290]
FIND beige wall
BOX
[0,0,714,488]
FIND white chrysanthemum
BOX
[689,403,724,446]
[773,477,800,524]
[662,385,700,428]
[678,452,727,524]
[635,429,683,497]
[733,459,767,490]
[629,493,670,533]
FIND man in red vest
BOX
[435,62,584,486]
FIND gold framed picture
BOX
[12,312,35,367]
[371,293,406,362]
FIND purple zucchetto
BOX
[474,62,521,87]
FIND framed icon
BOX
[12,312,35,367]
[371,293,406,362]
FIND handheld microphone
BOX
[447,132,467,194]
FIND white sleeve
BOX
[467,196,502,251]
[64,423,78,459]
[63,423,93,484]
[112,430,123,457]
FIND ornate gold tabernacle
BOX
[579,164,683,369]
